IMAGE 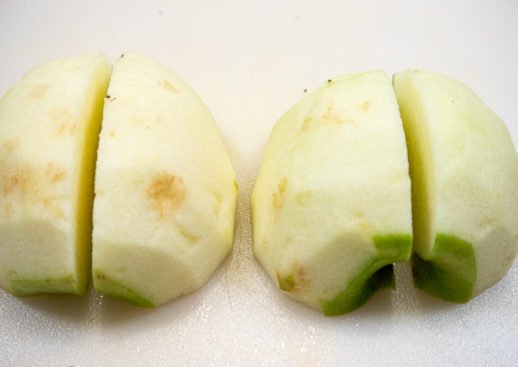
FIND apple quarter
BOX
[92,54,237,307]
[394,70,518,302]
[0,54,111,296]
[252,71,413,315]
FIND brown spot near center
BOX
[160,80,178,93]
[362,101,370,111]
[1,165,32,197]
[45,163,66,184]
[147,172,186,218]
[50,107,76,135]
[29,83,49,99]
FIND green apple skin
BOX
[252,71,413,315]
[92,54,237,307]
[394,70,518,302]
[0,54,112,296]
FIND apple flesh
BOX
[394,70,518,302]
[252,71,413,315]
[92,54,237,307]
[0,54,111,296]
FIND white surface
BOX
[1,0,517,366]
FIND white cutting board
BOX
[1,1,517,366]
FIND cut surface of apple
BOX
[394,70,518,302]
[92,54,237,307]
[0,54,111,296]
[252,71,413,315]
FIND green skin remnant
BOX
[412,233,476,303]
[320,233,412,316]
[9,275,84,296]
[93,270,154,307]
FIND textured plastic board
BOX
[1,0,517,366]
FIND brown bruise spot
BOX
[277,263,310,293]
[108,130,116,138]
[0,163,64,220]
[272,177,288,216]
[29,83,49,99]
[147,172,186,219]
[322,105,354,125]
[160,80,178,93]
[45,163,66,184]
[362,101,370,111]
[1,164,32,197]
[50,107,76,136]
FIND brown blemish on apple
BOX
[45,163,66,184]
[322,105,354,125]
[277,263,310,293]
[1,164,32,197]
[108,130,116,138]
[160,80,178,93]
[50,107,76,135]
[272,177,288,215]
[362,101,370,111]
[29,83,49,99]
[147,172,186,218]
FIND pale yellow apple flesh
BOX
[0,54,112,296]
[92,54,237,307]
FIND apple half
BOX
[394,70,518,302]
[0,54,111,296]
[92,54,237,307]
[252,71,413,315]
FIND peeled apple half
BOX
[92,54,237,307]
[394,70,518,302]
[252,71,413,316]
[0,54,111,296]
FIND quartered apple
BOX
[92,54,237,307]
[252,71,413,315]
[0,54,111,296]
[394,70,518,302]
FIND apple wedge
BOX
[92,54,237,307]
[0,54,111,296]
[252,71,413,315]
[394,70,518,302]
